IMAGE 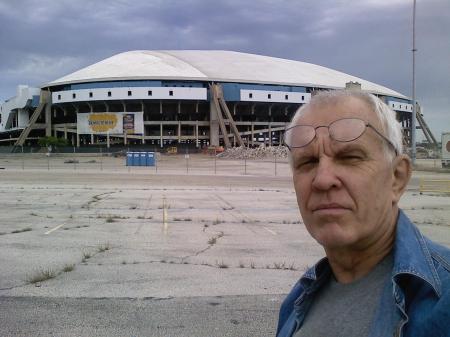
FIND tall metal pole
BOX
[411,0,417,164]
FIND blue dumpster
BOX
[146,152,155,166]
[126,152,134,166]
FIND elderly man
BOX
[277,90,450,337]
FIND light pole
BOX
[411,0,417,164]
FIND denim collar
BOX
[392,209,441,297]
[298,209,441,297]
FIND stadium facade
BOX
[0,50,415,151]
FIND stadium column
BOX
[45,100,52,137]
[209,100,220,146]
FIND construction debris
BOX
[217,145,289,159]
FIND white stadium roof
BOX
[47,50,406,99]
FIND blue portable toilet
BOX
[133,152,140,166]
[139,152,147,166]
[126,152,133,166]
[146,152,155,166]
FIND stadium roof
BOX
[47,50,406,99]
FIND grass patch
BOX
[97,243,111,252]
[273,262,286,270]
[62,264,75,272]
[173,217,192,222]
[26,268,56,284]
[216,260,229,269]
[212,218,224,225]
[82,251,92,262]
[11,227,32,234]
[106,216,116,223]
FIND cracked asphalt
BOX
[0,155,449,336]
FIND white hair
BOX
[287,90,403,159]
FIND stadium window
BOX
[148,90,152,96]
[249,93,253,98]
[72,93,76,99]
[285,94,289,100]
[108,91,112,97]
[268,94,271,99]
[58,94,61,100]
[128,90,132,96]
[169,90,173,96]
[89,92,93,98]
[302,95,305,100]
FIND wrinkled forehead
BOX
[295,96,379,127]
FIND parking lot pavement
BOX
[0,156,449,336]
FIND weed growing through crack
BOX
[82,251,92,262]
[273,262,286,270]
[63,264,75,272]
[250,261,256,269]
[97,243,111,252]
[26,268,56,284]
[30,212,38,216]
[106,216,115,223]
[122,260,127,265]
[208,237,217,245]
[11,227,32,234]
[212,218,224,225]
[216,260,229,269]
[239,261,245,268]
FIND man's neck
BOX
[325,217,397,284]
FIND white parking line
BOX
[264,227,277,235]
[45,224,64,235]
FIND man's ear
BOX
[391,154,412,205]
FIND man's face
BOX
[291,97,398,251]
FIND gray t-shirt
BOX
[295,253,393,337]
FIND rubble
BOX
[217,145,289,159]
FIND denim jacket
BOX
[276,210,450,337]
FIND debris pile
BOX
[217,145,289,159]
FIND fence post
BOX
[100,147,103,171]
[244,158,247,175]
[214,148,217,175]
[274,156,277,176]
[186,155,189,174]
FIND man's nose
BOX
[311,156,341,191]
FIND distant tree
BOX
[38,136,68,148]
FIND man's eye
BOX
[340,154,363,161]
[296,158,318,169]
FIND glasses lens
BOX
[329,118,366,142]
[285,125,316,148]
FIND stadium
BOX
[0,50,416,151]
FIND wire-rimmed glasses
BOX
[283,117,398,155]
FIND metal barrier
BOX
[419,179,450,194]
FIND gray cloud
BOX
[0,0,448,137]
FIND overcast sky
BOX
[1,0,449,139]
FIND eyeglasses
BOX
[284,117,398,155]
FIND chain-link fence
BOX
[0,152,291,177]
